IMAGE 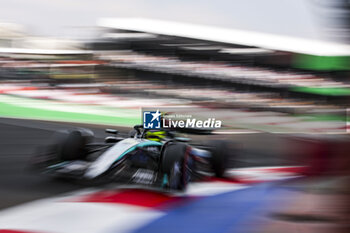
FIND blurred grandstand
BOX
[0,17,349,133]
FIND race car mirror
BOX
[175,137,191,142]
[106,129,118,134]
[105,136,123,143]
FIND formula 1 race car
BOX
[32,125,231,191]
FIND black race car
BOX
[32,125,232,191]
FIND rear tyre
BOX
[207,140,230,177]
[161,142,189,191]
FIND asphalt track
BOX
[0,117,295,210]
[0,118,113,210]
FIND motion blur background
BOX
[0,0,349,233]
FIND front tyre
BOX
[162,142,189,191]
[207,140,231,177]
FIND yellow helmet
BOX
[145,130,166,142]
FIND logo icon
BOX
[143,110,161,129]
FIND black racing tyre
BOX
[207,140,230,178]
[161,142,189,191]
[53,128,94,161]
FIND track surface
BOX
[0,118,113,210]
[0,117,295,210]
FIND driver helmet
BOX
[145,130,166,142]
